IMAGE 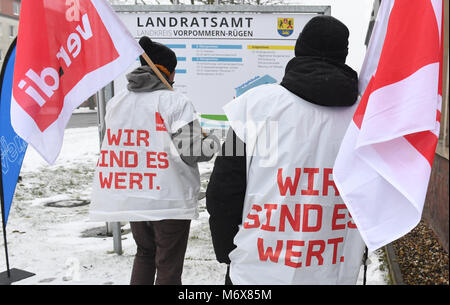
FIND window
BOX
[13,1,20,16]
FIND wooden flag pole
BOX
[141,53,173,91]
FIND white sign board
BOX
[115,8,323,116]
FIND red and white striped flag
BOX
[11,0,143,164]
[333,0,443,251]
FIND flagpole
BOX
[363,246,368,285]
[139,52,213,137]
[0,144,11,278]
[0,47,11,277]
[141,53,173,91]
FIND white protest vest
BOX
[223,84,365,285]
[89,89,200,221]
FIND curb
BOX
[384,244,405,285]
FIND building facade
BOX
[0,0,20,66]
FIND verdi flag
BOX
[333,0,443,251]
[1,38,27,225]
[10,0,143,164]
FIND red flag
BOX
[333,0,443,251]
[11,0,143,164]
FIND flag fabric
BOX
[11,0,143,164]
[1,39,28,225]
[333,0,443,251]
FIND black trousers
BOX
[129,219,191,285]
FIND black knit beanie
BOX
[295,16,349,63]
[139,36,177,74]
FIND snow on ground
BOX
[1,127,389,285]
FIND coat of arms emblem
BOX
[277,18,294,37]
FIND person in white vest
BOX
[90,36,219,285]
[206,16,366,285]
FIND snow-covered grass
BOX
[1,127,389,285]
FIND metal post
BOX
[96,85,122,255]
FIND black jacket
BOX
[206,55,358,264]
